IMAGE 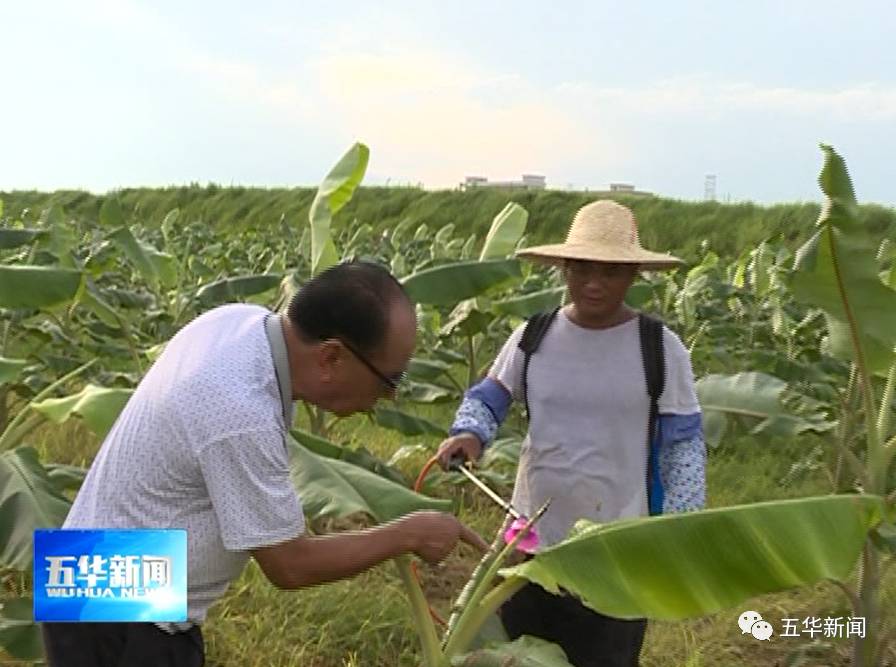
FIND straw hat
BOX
[515,200,682,270]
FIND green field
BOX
[2,144,895,666]
[22,406,894,666]
[4,183,896,265]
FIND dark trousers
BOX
[41,622,204,667]
[500,582,647,667]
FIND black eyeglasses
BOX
[337,338,406,391]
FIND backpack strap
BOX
[518,308,665,436]
[638,312,665,449]
[518,306,560,421]
[639,312,665,515]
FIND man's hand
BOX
[436,433,483,471]
[252,510,487,589]
[396,511,488,563]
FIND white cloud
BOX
[305,50,621,187]
[180,54,315,118]
[721,82,896,119]
[71,0,169,35]
[90,5,891,190]
[560,77,896,121]
[237,48,896,188]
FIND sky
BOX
[2,1,894,205]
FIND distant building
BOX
[462,174,546,190]
[460,175,654,196]
[520,174,546,187]
[589,183,653,197]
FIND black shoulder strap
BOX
[638,312,665,448]
[518,306,560,421]
[518,308,664,431]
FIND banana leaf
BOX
[0,266,83,309]
[696,372,832,447]
[0,597,43,660]
[286,436,450,523]
[479,203,528,260]
[31,384,133,439]
[44,462,88,493]
[441,299,492,337]
[402,259,522,306]
[0,229,44,250]
[403,381,455,404]
[108,226,178,290]
[0,357,27,388]
[0,447,71,570]
[195,274,282,306]
[493,288,565,318]
[309,142,369,275]
[503,494,883,621]
[374,407,447,437]
[791,145,896,375]
[451,636,573,666]
[290,427,407,486]
[408,358,452,383]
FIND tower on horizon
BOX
[704,174,717,201]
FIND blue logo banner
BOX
[33,529,187,622]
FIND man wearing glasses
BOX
[43,260,485,667]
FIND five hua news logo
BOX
[45,554,173,595]
[34,529,187,622]
[738,610,867,641]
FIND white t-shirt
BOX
[64,304,305,621]
[490,309,699,547]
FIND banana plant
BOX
[0,360,124,662]
[401,202,529,390]
[1,209,147,660]
[696,371,834,448]
[787,145,896,665]
[1,207,88,435]
[100,198,183,337]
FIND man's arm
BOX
[437,376,513,468]
[251,510,486,590]
[658,413,706,513]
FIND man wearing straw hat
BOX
[437,200,705,666]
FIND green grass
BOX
[7,406,896,667]
[3,186,895,268]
